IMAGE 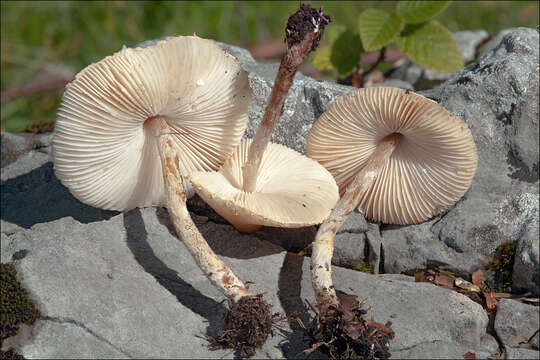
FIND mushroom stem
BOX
[311,133,402,310]
[156,121,252,302]
[242,4,331,193]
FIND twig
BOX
[1,76,73,103]
[351,46,386,88]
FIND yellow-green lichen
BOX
[354,261,373,274]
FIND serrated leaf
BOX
[330,29,363,77]
[358,9,404,51]
[396,21,462,72]
[312,45,333,71]
[396,1,451,24]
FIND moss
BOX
[1,263,40,349]
[489,241,516,292]
[354,261,373,274]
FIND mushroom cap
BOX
[307,87,478,225]
[188,139,340,233]
[52,36,251,211]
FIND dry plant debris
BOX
[21,120,54,134]
[413,268,537,312]
[302,292,394,360]
[206,294,279,358]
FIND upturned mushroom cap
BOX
[52,35,251,211]
[307,87,478,225]
[188,139,340,233]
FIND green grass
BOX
[1,1,538,132]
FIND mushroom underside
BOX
[189,139,340,232]
[307,87,478,225]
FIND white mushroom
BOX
[307,87,478,309]
[53,35,254,302]
[189,139,339,233]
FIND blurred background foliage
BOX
[1,0,538,132]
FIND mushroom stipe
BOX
[156,122,252,302]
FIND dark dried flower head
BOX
[285,4,331,51]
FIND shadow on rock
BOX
[277,252,326,359]
[1,162,118,229]
[155,207,284,260]
[123,209,226,338]
[277,252,309,358]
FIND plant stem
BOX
[311,133,402,311]
[352,46,386,88]
[156,120,252,302]
[242,4,331,192]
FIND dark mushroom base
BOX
[207,294,276,358]
[305,292,395,360]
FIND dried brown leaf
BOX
[435,272,456,288]
[484,290,498,310]
[471,270,485,288]
[414,271,427,282]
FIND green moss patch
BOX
[489,241,516,292]
[1,263,40,351]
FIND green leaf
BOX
[330,29,363,77]
[312,45,333,71]
[358,9,404,51]
[311,24,349,71]
[396,1,451,24]
[325,23,347,44]
[396,21,462,72]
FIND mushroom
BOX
[306,87,478,356]
[189,4,337,234]
[189,139,339,233]
[52,35,269,343]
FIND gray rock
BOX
[365,224,382,274]
[512,195,540,294]
[1,157,119,232]
[371,79,415,91]
[479,333,501,356]
[388,30,490,89]
[495,299,540,348]
[4,321,130,359]
[478,28,515,57]
[532,331,540,350]
[1,208,491,358]
[303,231,367,270]
[455,30,492,63]
[380,28,539,283]
[338,210,369,234]
[392,341,489,360]
[504,346,540,359]
[0,131,52,169]
[330,232,366,269]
